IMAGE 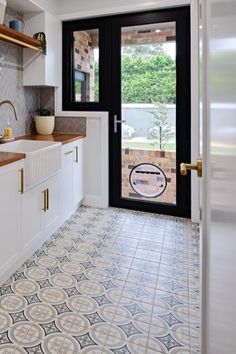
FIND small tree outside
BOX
[148,103,173,151]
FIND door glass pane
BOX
[121,22,176,204]
[73,29,99,102]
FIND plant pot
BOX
[34,116,55,135]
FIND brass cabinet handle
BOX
[180,158,202,177]
[64,150,73,155]
[46,188,49,211]
[19,168,24,194]
[75,146,79,163]
[42,189,47,212]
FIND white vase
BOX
[34,116,55,135]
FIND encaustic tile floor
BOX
[0,207,200,354]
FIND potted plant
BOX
[34,107,55,135]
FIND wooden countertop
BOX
[17,133,86,144]
[0,152,25,168]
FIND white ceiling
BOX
[7,0,42,13]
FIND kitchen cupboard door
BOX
[61,144,74,220]
[21,183,43,257]
[73,139,84,207]
[43,174,60,239]
[23,11,60,86]
[0,161,23,283]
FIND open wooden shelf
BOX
[0,24,42,52]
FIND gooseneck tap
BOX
[0,100,19,121]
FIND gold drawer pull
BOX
[75,146,79,163]
[46,188,49,211]
[42,189,47,212]
[19,168,24,194]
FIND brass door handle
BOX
[180,158,202,177]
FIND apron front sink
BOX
[0,140,62,188]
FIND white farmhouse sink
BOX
[0,140,62,188]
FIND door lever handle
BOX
[114,114,126,133]
[180,158,202,177]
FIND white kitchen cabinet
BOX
[21,173,61,258]
[73,139,84,207]
[61,144,74,221]
[43,174,60,239]
[0,138,85,285]
[61,139,85,222]
[0,160,24,283]
[23,11,60,87]
[21,182,43,256]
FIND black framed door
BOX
[109,7,191,217]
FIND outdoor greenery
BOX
[148,103,173,151]
[122,44,176,104]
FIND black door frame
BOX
[109,7,191,217]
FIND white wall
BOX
[31,0,58,13]
[55,0,200,222]
[7,0,59,14]
[57,0,192,18]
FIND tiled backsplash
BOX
[0,7,86,137]
[40,87,86,134]
[54,116,86,134]
[0,7,40,137]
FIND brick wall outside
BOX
[74,31,97,101]
[122,28,175,46]
[122,148,176,204]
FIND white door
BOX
[0,162,22,282]
[21,183,43,255]
[201,1,236,353]
[61,144,74,220]
[43,174,60,238]
[73,140,84,206]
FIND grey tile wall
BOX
[0,7,40,137]
[40,87,86,134]
[54,117,86,134]
[0,8,86,137]
[40,87,87,134]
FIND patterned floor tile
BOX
[0,207,199,354]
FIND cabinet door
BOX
[0,163,22,281]
[61,145,74,220]
[23,11,60,86]
[73,140,84,206]
[21,184,43,256]
[43,174,60,238]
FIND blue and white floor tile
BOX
[0,207,200,353]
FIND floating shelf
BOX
[0,24,42,52]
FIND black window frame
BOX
[62,18,111,111]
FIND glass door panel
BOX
[121,22,177,205]
[110,7,190,216]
